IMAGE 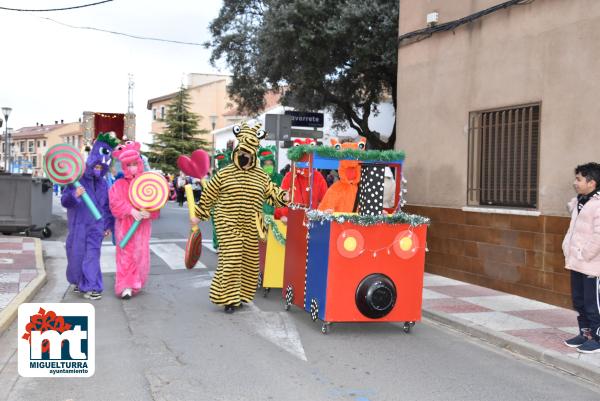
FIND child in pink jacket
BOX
[562,162,600,353]
[109,141,159,299]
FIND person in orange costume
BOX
[317,160,361,213]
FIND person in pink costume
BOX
[109,141,159,299]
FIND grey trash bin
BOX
[0,174,53,237]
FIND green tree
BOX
[144,86,209,174]
[207,0,398,149]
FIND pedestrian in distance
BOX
[61,133,116,300]
[563,162,600,353]
[176,171,187,207]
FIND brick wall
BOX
[405,206,572,308]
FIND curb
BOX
[0,238,47,334]
[423,309,600,384]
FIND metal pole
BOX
[275,115,280,173]
[4,117,8,172]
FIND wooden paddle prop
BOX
[184,184,202,269]
[177,149,210,269]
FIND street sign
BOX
[265,114,292,140]
[290,128,323,139]
[284,111,324,128]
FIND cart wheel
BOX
[321,322,330,335]
[42,227,52,238]
[403,322,412,333]
[263,287,270,298]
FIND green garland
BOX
[96,132,119,148]
[305,210,430,227]
[287,145,405,162]
[264,214,286,245]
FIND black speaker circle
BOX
[355,273,397,319]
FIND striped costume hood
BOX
[231,122,266,170]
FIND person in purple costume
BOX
[61,133,117,300]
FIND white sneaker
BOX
[121,288,132,299]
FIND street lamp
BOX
[209,115,217,131]
[2,107,11,173]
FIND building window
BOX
[43,140,46,147]
[160,106,165,120]
[152,108,157,120]
[20,141,25,152]
[467,103,541,209]
[32,155,37,168]
[28,141,34,153]
[37,140,40,148]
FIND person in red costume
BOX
[274,138,327,222]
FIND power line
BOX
[398,0,534,47]
[39,16,204,46]
[0,0,113,12]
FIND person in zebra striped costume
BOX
[191,122,288,313]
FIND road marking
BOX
[150,243,207,270]
[0,258,14,264]
[100,246,117,273]
[244,303,307,362]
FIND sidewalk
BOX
[0,236,46,333]
[422,272,600,382]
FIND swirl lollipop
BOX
[119,172,169,248]
[43,143,102,220]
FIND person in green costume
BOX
[258,146,283,215]
[211,149,232,250]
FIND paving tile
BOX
[504,328,573,354]
[423,298,492,313]
[428,284,504,298]
[0,282,19,293]
[0,272,20,283]
[462,295,557,312]
[453,311,548,331]
[0,238,24,244]
[422,288,450,300]
[558,327,580,335]
[506,308,578,328]
[0,293,16,310]
[423,275,465,287]
[19,269,38,283]
[0,242,22,250]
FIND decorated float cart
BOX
[281,145,429,334]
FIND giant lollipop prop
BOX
[43,143,102,220]
[119,172,169,248]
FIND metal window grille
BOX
[467,103,540,208]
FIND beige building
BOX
[5,122,83,176]
[396,0,600,307]
[147,74,242,149]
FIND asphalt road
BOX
[0,199,599,400]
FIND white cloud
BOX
[0,0,226,146]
